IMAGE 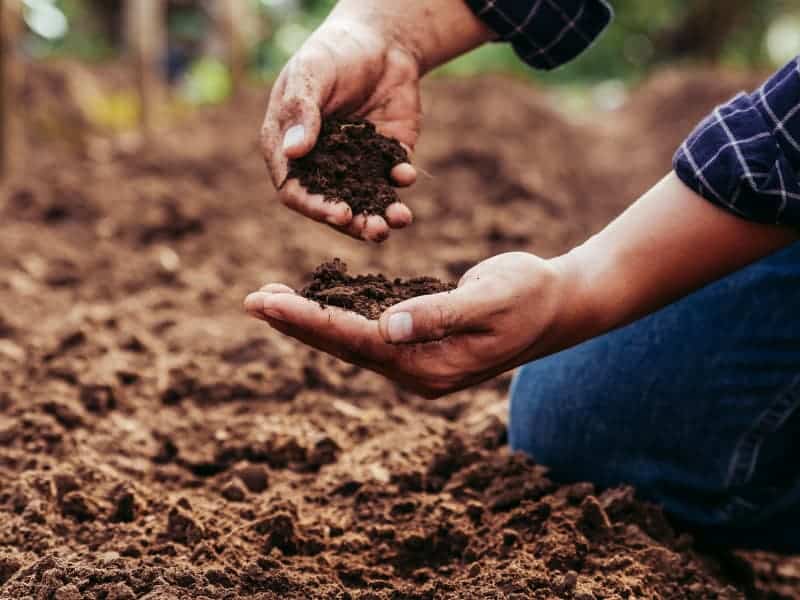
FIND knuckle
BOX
[259,126,273,154]
[279,189,298,209]
[433,303,461,338]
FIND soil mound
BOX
[288,119,409,217]
[301,259,455,320]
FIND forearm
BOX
[545,172,798,354]
[329,0,494,74]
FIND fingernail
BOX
[283,125,305,152]
[387,312,413,343]
[244,292,266,317]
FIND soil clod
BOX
[301,259,455,320]
[288,118,409,217]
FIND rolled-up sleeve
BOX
[674,57,800,227]
[463,0,613,70]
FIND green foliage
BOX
[26,0,115,61]
[439,0,797,83]
[20,0,800,84]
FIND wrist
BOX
[329,0,493,74]
[542,246,615,355]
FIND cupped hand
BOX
[261,18,421,242]
[244,253,569,398]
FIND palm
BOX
[244,253,560,398]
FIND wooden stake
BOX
[0,0,23,178]
[126,0,166,140]
[225,1,249,98]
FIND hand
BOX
[243,253,568,398]
[261,0,494,242]
[261,17,420,242]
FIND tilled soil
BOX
[0,67,798,599]
[301,259,455,320]
[288,118,409,217]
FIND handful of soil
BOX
[288,119,409,217]
[301,259,455,320]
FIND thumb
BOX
[378,288,477,344]
[279,98,322,162]
[279,63,326,161]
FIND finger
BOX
[280,180,353,226]
[339,214,368,240]
[378,288,485,345]
[261,76,289,187]
[384,203,413,229]
[246,291,395,364]
[363,215,391,243]
[391,163,417,188]
[259,283,294,294]
[265,318,389,375]
[278,59,327,160]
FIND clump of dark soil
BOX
[301,259,455,320]
[288,118,409,216]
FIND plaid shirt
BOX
[463,0,613,70]
[674,58,800,227]
[466,0,800,227]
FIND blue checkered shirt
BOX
[674,58,800,226]
[463,0,612,69]
[465,0,800,227]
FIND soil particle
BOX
[79,383,117,414]
[166,504,205,545]
[109,484,137,523]
[221,481,247,502]
[577,495,612,539]
[308,436,340,468]
[301,258,456,320]
[0,555,21,585]
[54,584,82,600]
[288,118,409,217]
[53,472,80,502]
[60,491,97,522]
[235,464,269,493]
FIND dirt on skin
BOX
[288,118,409,217]
[301,259,456,320]
[0,65,798,599]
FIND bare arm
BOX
[245,171,797,397]
[544,172,799,355]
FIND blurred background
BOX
[2,0,800,176]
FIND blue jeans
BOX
[510,242,800,553]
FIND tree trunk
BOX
[0,0,23,178]
[126,0,166,140]
[221,1,256,98]
[656,0,757,63]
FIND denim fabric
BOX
[509,242,800,552]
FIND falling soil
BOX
[0,65,797,599]
[288,118,409,217]
[301,259,456,320]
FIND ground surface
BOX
[0,66,798,599]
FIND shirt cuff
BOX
[463,0,613,70]
[673,57,800,227]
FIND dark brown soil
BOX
[301,259,456,320]
[0,65,797,599]
[287,118,409,216]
